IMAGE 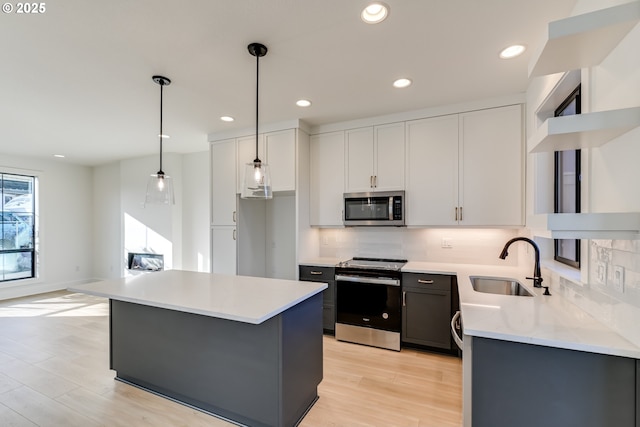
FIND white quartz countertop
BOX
[402,261,640,359]
[68,270,327,325]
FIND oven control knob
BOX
[382,312,389,320]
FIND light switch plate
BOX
[441,238,452,248]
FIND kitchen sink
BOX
[470,276,534,297]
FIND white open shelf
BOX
[528,213,640,239]
[528,1,640,78]
[528,106,640,153]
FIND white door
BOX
[374,122,405,191]
[345,127,374,192]
[405,115,459,226]
[460,105,523,226]
[265,129,296,192]
[211,139,237,226]
[310,131,345,226]
[211,227,236,275]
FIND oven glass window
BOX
[336,281,401,332]
[344,197,389,220]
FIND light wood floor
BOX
[0,291,462,426]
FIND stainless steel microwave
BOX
[343,191,405,226]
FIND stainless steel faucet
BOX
[499,237,550,295]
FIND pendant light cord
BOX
[159,81,164,173]
[254,52,260,163]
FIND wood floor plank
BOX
[0,291,463,426]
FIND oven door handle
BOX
[335,274,400,287]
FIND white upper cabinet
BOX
[406,115,459,226]
[460,105,523,226]
[211,139,237,226]
[310,131,345,226]
[374,123,405,191]
[236,134,265,194]
[406,105,523,227]
[345,127,375,192]
[345,123,404,192]
[265,129,296,192]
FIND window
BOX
[0,174,36,282]
[554,86,581,268]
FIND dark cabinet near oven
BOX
[299,265,336,333]
[401,272,457,350]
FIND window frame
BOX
[0,173,37,283]
[553,85,581,269]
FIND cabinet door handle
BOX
[233,211,236,223]
[232,229,236,240]
[455,207,458,221]
[310,271,323,275]
[402,291,406,307]
[370,176,374,188]
[374,175,378,188]
[460,206,463,221]
[417,279,434,284]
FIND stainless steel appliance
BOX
[335,257,407,351]
[343,191,405,226]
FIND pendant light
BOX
[145,75,175,206]
[241,42,273,199]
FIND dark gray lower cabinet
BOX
[473,337,636,427]
[401,273,453,350]
[299,265,335,333]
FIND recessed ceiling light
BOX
[499,44,526,59]
[393,78,412,88]
[296,99,312,107]
[53,154,65,158]
[220,116,234,122]
[361,2,389,24]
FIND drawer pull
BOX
[417,279,434,284]
[310,271,323,275]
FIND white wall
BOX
[93,151,208,280]
[93,161,122,279]
[181,151,210,272]
[0,154,93,300]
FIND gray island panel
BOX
[110,292,323,427]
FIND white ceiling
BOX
[0,0,576,166]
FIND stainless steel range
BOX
[335,257,407,351]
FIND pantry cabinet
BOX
[345,123,404,193]
[406,105,523,226]
[211,139,237,226]
[211,128,299,275]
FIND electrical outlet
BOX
[441,238,452,248]
[322,235,329,246]
[612,266,625,293]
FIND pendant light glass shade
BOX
[241,160,272,199]
[241,43,272,200]
[145,75,175,206]
[145,171,175,205]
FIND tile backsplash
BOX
[589,239,640,308]
[318,228,523,266]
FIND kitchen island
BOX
[69,270,327,427]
